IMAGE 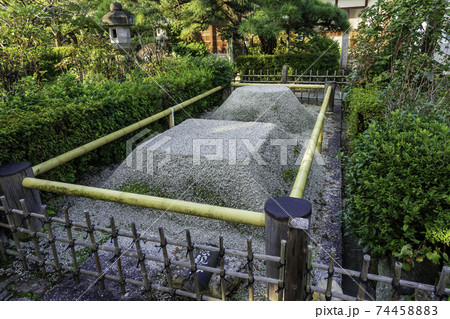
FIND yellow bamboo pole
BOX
[231,83,324,89]
[290,86,332,199]
[32,86,224,176]
[22,177,265,227]
[316,128,324,154]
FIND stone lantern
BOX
[101,2,136,50]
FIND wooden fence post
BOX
[265,196,311,300]
[281,65,289,84]
[0,162,42,233]
[285,217,309,300]
[324,81,336,112]
[340,32,349,70]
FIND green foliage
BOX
[239,0,349,54]
[0,0,131,89]
[343,111,450,268]
[274,34,340,55]
[282,168,297,184]
[172,41,210,57]
[0,56,232,182]
[235,52,340,74]
[347,86,384,137]
[349,0,449,114]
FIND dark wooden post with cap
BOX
[265,196,311,300]
[0,162,42,233]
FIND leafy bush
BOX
[349,0,449,114]
[343,111,449,269]
[235,52,340,74]
[172,41,210,57]
[347,86,384,137]
[0,56,232,182]
[274,34,340,55]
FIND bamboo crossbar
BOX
[32,86,224,176]
[0,204,278,262]
[2,248,220,301]
[231,83,324,89]
[0,204,281,297]
[311,262,450,295]
[290,86,332,198]
[21,177,265,227]
[1,201,449,300]
[0,221,281,284]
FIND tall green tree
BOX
[239,0,349,54]
[157,0,252,59]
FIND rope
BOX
[64,220,73,229]
[65,239,76,251]
[136,253,146,268]
[110,228,120,243]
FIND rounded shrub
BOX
[343,111,449,269]
[347,85,384,137]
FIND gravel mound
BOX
[209,85,316,134]
[103,119,300,212]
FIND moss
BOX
[193,185,226,207]
[282,168,297,184]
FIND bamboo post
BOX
[168,110,174,129]
[131,222,152,300]
[20,199,45,276]
[247,237,255,301]
[284,217,309,301]
[278,240,287,301]
[436,266,450,301]
[391,262,402,301]
[0,232,7,262]
[85,211,105,290]
[357,254,371,301]
[43,205,62,279]
[110,217,125,295]
[324,81,336,112]
[0,196,27,270]
[0,162,42,233]
[64,207,79,284]
[281,65,288,84]
[305,244,313,300]
[219,236,226,301]
[158,227,174,297]
[325,248,336,301]
[264,197,311,300]
[186,229,201,300]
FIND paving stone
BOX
[11,277,48,296]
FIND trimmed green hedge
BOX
[0,56,232,182]
[235,52,340,74]
[343,111,449,269]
